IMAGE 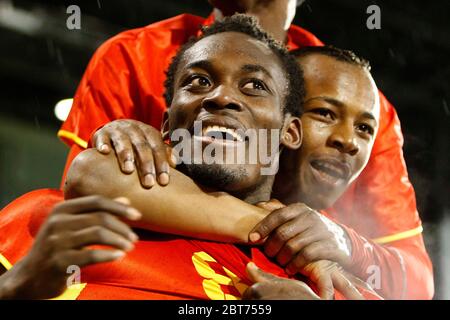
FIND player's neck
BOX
[272,150,300,204]
[232,175,275,205]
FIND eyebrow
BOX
[361,111,377,122]
[241,64,272,78]
[185,61,272,78]
[306,96,377,123]
[184,60,214,71]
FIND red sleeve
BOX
[286,24,324,49]
[58,14,206,184]
[0,189,64,269]
[343,226,433,300]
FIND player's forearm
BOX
[64,149,268,243]
[343,226,434,299]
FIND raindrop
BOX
[34,115,40,130]
[388,48,395,58]
[46,38,55,58]
[443,99,449,117]
[55,47,64,66]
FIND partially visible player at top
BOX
[57,0,432,299]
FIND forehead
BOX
[299,54,379,118]
[180,32,285,78]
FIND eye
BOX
[311,108,335,120]
[185,75,211,88]
[356,123,374,136]
[242,79,268,92]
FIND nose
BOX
[327,123,359,156]
[201,85,243,112]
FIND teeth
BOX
[202,125,244,142]
[315,161,344,178]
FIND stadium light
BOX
[54,98,73,121]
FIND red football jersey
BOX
[0,189,380,300]
[55,13,432,299]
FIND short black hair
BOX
[291,45,371,71]
[164,14,304,117]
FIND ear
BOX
[161,111,170,141]
[280,116,302,150]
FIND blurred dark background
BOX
[0,0,449,298]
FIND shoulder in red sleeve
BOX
[58,13,207,150]
[0,189,64,269]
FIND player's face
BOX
[295,54,380,210]
[168,32,290,194]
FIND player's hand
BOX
[301,260,364,300]
[242,262,320,300]
[92,119,177,188]
[0,196,141,299]
[250,201,352,274]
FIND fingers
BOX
[93,130,112,154]
[64,226,136,251]
[242,284,260,300]
[166,146,178,168]
[44,211,138,241]
[111,132,135,174]
[263,219,314,259]
[332,271,365,300]
[86,211,138,241]
[243,278,321,300]
[316,274,335,300]
[242,283,268,300]
[59,249,126,269]
[142,126,174,186]
[285,241,335,275]
[249,204,309,243]
[274,229,321,266]
[255,199,285,211]
[151,147,170,186]
[93,120,173,187]
[53,196,142,221]
[132,139,156,188]
[246,262,280,283]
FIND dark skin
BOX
[273,54,379,210]
[243,261,365,300]
[92,54,380,273]
[165,31,300,202]
[64,43,372,298]
[90,32,366,299]
[86,54,379,298]
[67,41,374,298]
[91,0,297,188]
[243,262,321,300]
[250,55,380,273]
[89,1,377,279]
[0,31,304,299]
[0,196,141,299]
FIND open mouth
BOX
[310,158,350,186]
[201,125,245,142]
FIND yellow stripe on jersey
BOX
[57,130,88,149]
[50,283,87,300]
[372,225,423,244]
[0,253,12,270]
